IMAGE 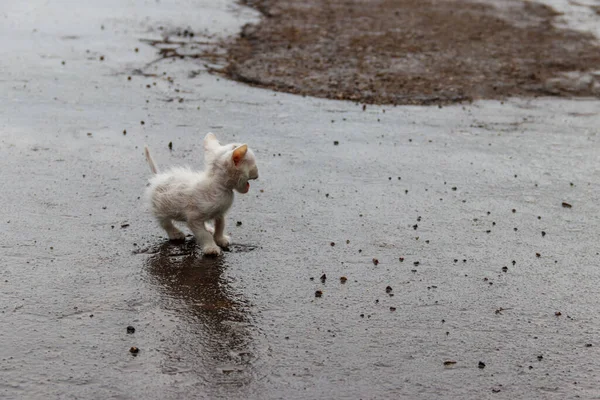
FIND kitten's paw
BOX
[204,222,215,234]
[168,230,186,241]
[202,243,222,256]
[214,235,231,248]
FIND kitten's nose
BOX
[250,167,259,180]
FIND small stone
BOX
[478,361,486,369]
[129,346,139,354]
[127,326,135,334]
[541,231,546,237]
[443,361,456,366]
[399,257,404,262]
[385,286,392,293]
[555,311,562,316]
[333,141,339,145]
[562,202,572,208]
[315,290,323,298]
[330,242,335,247]
[585,343,593,347]
[372,258,379,265]
[168,141,173,150]
[413,261,420,266]
[512,209,516,213]
[236,221,242,226]
[536,253,541,258]
[389,307,396,311]
[502,266,508,272]
[340,276,347,283]
[320,274,327,282]
[537,355,543,360]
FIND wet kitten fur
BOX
[144,133,258,255]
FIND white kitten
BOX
[144,133,259,256]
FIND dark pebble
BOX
[168,141,173,150]
[320,273,327,282]
[236,221,242,226]
[389,307,396,311]
[372,258,379,265]
[385,286,392,293]
[129,347,139,354]
[478,361,486,369]
[541,231,546,237]
[127,326,135,334]
[562,202,572,208]
[315,290,323,298]
[333,141,339,145]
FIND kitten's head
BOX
[204,133,259,194]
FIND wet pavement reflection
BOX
[145,240,258,390]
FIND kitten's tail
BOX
[144,145,159,175]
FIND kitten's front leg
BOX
[188,219,221,256]
[213,216,230,248]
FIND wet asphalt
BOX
[1,0,600,399]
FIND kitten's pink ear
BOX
[204,133,219,151]
[232,144,248,166]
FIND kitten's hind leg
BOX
[159,218,185,241]
[189,219,221,256]
[214,216,230,248]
